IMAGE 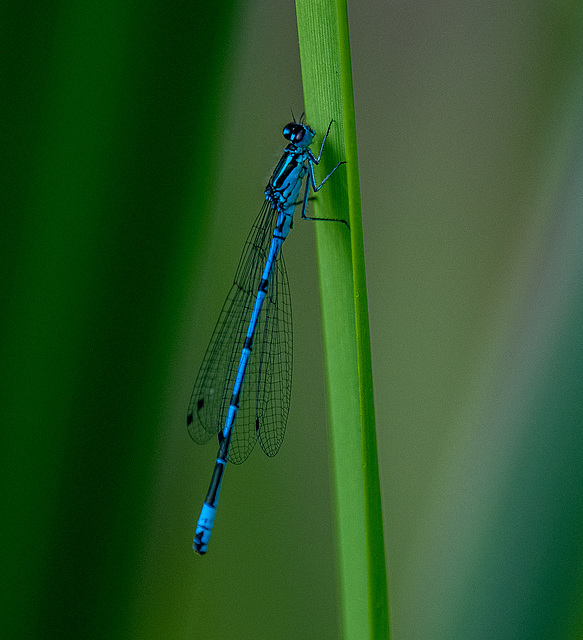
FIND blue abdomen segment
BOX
[193,503,216,555]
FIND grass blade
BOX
[295,0,390,637]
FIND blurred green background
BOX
[2,0,583,639]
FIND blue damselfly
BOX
[187,119,346,554]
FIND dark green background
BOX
[2,0,583,639]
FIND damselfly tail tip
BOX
[193,532,207,555]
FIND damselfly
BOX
[187,119,346,554]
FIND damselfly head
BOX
[283,122,315,148]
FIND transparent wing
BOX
[256,251,292,458]
[186,281,251,445]
[187,200,288,462]
[227,249,293,463]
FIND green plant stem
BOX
[295,0,389,638]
